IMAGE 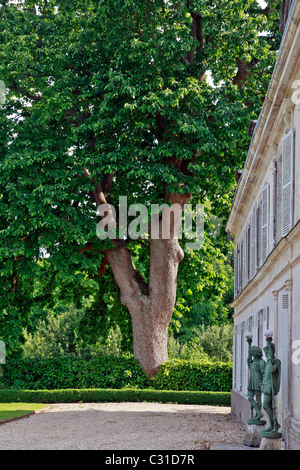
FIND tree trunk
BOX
[104,193,190,377]
[130,299,169,378]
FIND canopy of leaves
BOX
[0,0,281,354]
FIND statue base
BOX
[244,423,264,447]
[247,418,266,426]
[260,430,282,439]
[259,436,283,450]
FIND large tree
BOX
[0,0,281,376]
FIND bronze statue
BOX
[260,333,281,437]
[246,333,266,425]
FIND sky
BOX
[257,0,268,8]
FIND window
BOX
[282,128,295,237]
[276,155,282,244]
[261,183,270,264]
[250,203,258,279]
[238,241,243,295]
[258,310,264,349]
[234,204,259,298]
[243,226,250,289]
[272,159,277,249]
[234,245,238,299]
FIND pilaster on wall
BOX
[272,290,279,348]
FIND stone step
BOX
[210,442,259,450]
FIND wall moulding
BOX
[272,290,279,300]
[284,279,293,291]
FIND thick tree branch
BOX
[10,274,18,294]
[79,242,102,254]
[148,192,190,322]
[186,12,203,65]
[233,57,259,89]
[105,243,149,309]
[83,168,108,206]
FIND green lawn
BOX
[0,403,47,422]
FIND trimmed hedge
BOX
[0,356,232,392]
[153,359,232,392]
[0,388,231,406]
[0,356,152,390]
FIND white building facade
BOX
[226,1,300,450]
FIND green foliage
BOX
[0,403,46,421]
[172,209,235,336]
[193,324,234,363]
[22,303,125,359]
[1,355,232,392]
[22,301,232,363]
[1,356,152,390]
[182,299,228,333]
[176,324,234,363]
[0,0,281,356]
[153,359,232,392]
[23,303,85,358]
[22,294,233,362]
[0,388,231,406]
[167,334,209,361]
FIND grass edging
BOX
[0,411,36,425]
[0,388,231,406]
[0,403,48,424]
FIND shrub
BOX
[167,334,209,361]
[1,356,152,390]
[152,359,232,392]
[0,388,231,406]
[1,356,232,392]
[194,324,233,362]
[22,303,125,359]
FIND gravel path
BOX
[0,403,245,450]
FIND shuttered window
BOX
[239,241,243,294]
[245,226,250,286]
[236,242,240,297]
[234,245,238,299]
[250,204,257,279]
[250,211,254,279]
[234,223,252,297]
[263,305,269,347]
[282,129,294,237]
[272,160,277,248]
[256,205,260,271]
[243,230,247,289]
[261,184,269,264]
[258,310,264,349]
